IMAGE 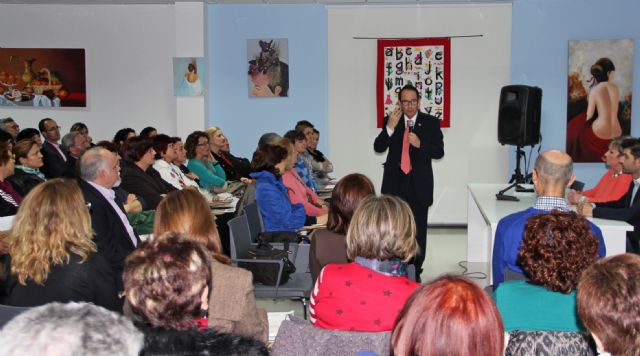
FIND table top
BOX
[468,183,633,231]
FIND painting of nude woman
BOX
[566,39,634,163]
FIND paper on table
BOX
[268,310,295,342]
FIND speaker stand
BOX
[507,146,534,193]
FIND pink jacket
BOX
[282,169,325,216]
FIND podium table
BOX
[467,183,631,284]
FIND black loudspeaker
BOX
[497,85,542,146]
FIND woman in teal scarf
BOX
[9,139,46,197]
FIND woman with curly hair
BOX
[4,179,120,311]
[123,232,268,355]
[494,210,599,332]
[153,188,268,341]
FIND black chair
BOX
[242,202,264,243]
[0,304,31,329]
[228,215,313,318]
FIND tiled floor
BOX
[257,228,485,317]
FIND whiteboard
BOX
[327,4,513,224]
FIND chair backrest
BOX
[0,304,31,329]
[228,214,254,260]
[506,330,595,356]
[272,315,391,356]
[243,202,264,242]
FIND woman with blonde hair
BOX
[153,188,268,342]
[4,179,120,311]
[310,195,420,332]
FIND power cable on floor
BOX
[457,260,487,280]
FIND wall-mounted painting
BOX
[247,39,289,98]
[566,39,634,163]
[173,57,205,97]
[0,48,86,108]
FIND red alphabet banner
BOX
[377,38,450,128]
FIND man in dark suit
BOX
[79,147,140,290]
[39,118,67,179]
[61,130,90,178]
[374,85,445,279]
[581,140,640,253]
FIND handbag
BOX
[257,231,301,244]
[240,240,296,286]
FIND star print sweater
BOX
[309,263,419,332]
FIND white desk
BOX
[467,183,632,284]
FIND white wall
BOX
[327,4,512,224]
[0,4,179,141]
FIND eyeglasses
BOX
[401,100,418,106]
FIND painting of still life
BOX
[173,57,205,97]
[247,38,289,98]
[0,48,86,108]
[566,39,634,163]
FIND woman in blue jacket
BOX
[250,142,306,232]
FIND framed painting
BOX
[566,39,634,162]
[173,57,205,97]
[247,38,289,98]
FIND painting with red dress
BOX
[566,39,634,163]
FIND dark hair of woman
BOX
[283,129,305,143]
[113,128,136,143]
[120,136,153,164]
[70,122,88,133]
[16,128,40,143]
[140,127,157,138]
[518,210,599,293]
[250,144,288,177]
[153,134,172,160]
[591,57,616,84]
[326,173,375,235]
[184,131,208,160]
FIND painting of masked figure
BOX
[247,39,289,98]
[566,39,634,163]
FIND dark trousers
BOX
[396,172,429,279]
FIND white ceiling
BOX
[0,0,509,4]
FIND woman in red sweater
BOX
[309,195,419,332]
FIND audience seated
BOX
[580,141,640,253]
[38,118,67,179]
[153,188,268,341]
[70,121,94,147]
[308,128,334,186]
[139,126,157,138]
[310,195,419,332]
[0,117,19,141]
[119,136,176,209]
[284,130,317,192]
[257,132,281,147]
[152,134,199,190]
[112,127,136,152]
[278,137,328,222]
[185,131,227,191]
[569,136,634,204]
[123,232,269,355]
[16,128,42,146]
[4,179,120,311]
[221,131,252,179]
[577,253,640,356]
[0,302,143,356]
[9,139,46,197]
[495,210,598,332]
[0,141,22,216]
[392,275,505,356]
[60,130,90,178]
[172,136,201,185]
[309,173,375,282]
[207,126,240,181]
[250,143,306,232]
[79,147,141,291]
[492,150,605,289]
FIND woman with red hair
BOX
[391,275,504,356]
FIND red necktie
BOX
[401,125,411,174]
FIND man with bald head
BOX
[492,150,606,289]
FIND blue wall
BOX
[511,0,640,186]
[208,4,328,159]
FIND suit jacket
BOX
[373,111,444,207]
[80,179,140,291]
[208,260,268,342]
[40,141,67,179]
[119,161,176,209]
[594,180,640,247]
